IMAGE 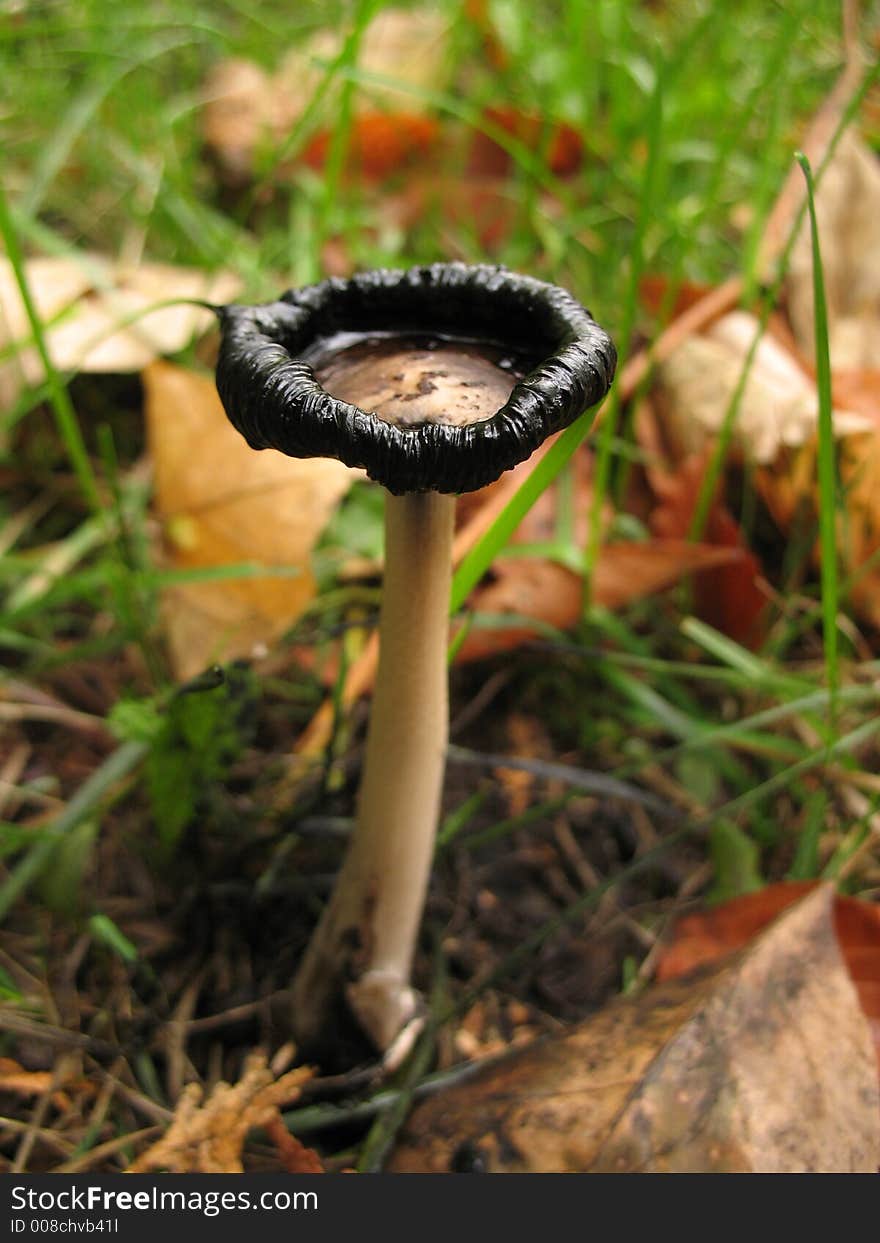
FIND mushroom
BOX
[214,263,616,1052]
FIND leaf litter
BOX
[388,887,880,1172]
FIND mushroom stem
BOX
[292,489,456,1051]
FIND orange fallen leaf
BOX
[201,10,449,185]
[145,361,360,680]
[303,112,440,180]
[639,274,716,322]
[458,541,745,663]
[455,449,746,662]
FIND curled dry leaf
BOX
[787,130,880,370]
[653,309,869,465]
[655,880,880,1071]
[127,1054,315,1174]
[388,887,880,1172]
[144,362,359,681]
[650,305,880,633]
[0,252,239,408]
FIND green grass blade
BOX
[0,740,147,923]
[795,151,839,721]
[0,184,102,514]
[450,410,600,613]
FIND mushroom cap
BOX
[215,263,617,495]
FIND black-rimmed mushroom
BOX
[214,263,616,1052]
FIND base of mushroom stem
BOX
[346,969,425,1057]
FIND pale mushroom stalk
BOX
[292,489,455,1050]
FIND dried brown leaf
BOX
[456,541,745,663]
[303,112,440,180]
[653,310,869,465]
[655,881,880,1072]
[388,887,880,1172]
[128,1054,313,1173]
[145,361,359,680]
[647,447,768,647]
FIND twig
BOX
[0,702,110,736]
[446,744,676,815]
[0,1115,76,1158]
[11,1053,78,1173]
[0,1010,120,1059]
[185,989,290,1034]
[56,1126,161,1174]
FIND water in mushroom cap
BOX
[305,331,527,430]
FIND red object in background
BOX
[649,451,769,649]
[302,112,440,180]
[640,274,716,322]
[469,106,585,178]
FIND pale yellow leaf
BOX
[145,361,361,680]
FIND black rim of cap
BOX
[215,263,617,495]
